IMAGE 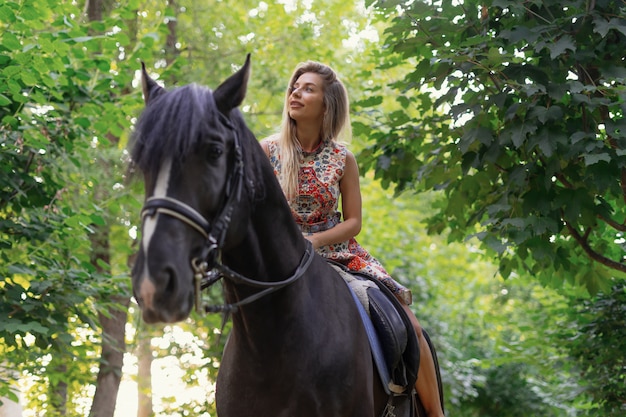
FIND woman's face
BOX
[288,72,325,124]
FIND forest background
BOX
[1,0,625,416]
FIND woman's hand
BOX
[303,233,321,250]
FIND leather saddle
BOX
[329,262,421,417]
[366,278,420,392]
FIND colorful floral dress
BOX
[265,137,412,305]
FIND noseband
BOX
[140,116,314,314]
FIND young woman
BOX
[260,61,445,417]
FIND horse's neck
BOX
[219,151,314,340]
[221,185,310,332]
[227,210,305,279]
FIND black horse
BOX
[130,55,437,416]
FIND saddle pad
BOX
[329,263,377,311]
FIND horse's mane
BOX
[131,84,219,175]
[130,83,266,201]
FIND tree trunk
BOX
[87,204,130,417]
[85,0,103,21]
[137,326,154,417]
[84,0,133,415]
[90,294,129,417]
[48,354,68,415]
[165,0,180,67]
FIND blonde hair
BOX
[277,61,351,199]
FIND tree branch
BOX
[565,221,626,273]
[598,214,626,232]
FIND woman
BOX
[261,61,445,417]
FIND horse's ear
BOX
[213,54,251,114]
[141,62,165,105]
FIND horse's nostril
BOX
[164,266,177,294]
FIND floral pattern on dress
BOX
[265,137,412,304]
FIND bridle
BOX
[139,114,315,314]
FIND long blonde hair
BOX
[277,61,351,199]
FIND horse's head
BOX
[130,55,253,323]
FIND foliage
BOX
[469,363,556,417]
[358,179,579,415]
[565,283,626,416]
[0,0,146,411]
[145,0,378,139]
[358,0,626,294]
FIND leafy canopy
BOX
[358,0,626,293]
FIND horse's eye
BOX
[207,144,223,160]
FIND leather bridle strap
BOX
[138,115,314,315]
[140,122,244,264]
[142,196,210,238]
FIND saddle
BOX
[329,263,420,417]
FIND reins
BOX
[198,240,315,313]
[140,114,313,316]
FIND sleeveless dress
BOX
[265,137,412,305]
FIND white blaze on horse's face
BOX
[138,158,173,309]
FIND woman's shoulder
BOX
[260,134,280,146]
[327,140,350,158]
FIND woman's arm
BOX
[306,150,362,249]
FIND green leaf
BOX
[64,214,94,229]
[583,153,611,165]
[600,65,626,80]
[2,65,21,77]
[501,26,531,44]
[90,213,106,226]
[459,127,493,153]
[535,129,554,157]
[0,5,17,23]
[511,123,537,148]
[1,32,21,50]
[571,131,592,143]
[542,106,563,123]
[357,95,383,107]
[0,319,49,335]
[75,117,90,128]
[2,115,18,127]
[0,94,11,106]
[593,16,626,38]
[20,70,38,86]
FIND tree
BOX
[359,0,626,293]
[83,0,133,414]
[0,0,149,413]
